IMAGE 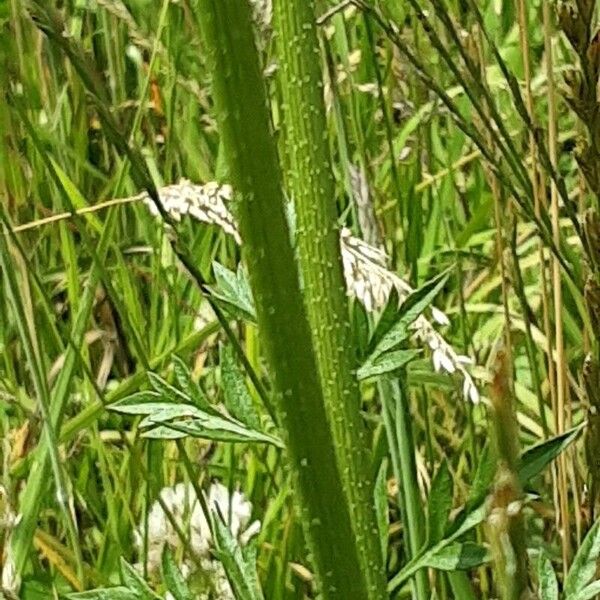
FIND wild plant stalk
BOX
[273,1,387,596]
[559,0,600,534]
[487,350,529,600]
[514,0,552,441]
[196,0,374,596]
[544,3,572,568]
[380,378,429,599]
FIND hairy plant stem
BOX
[487,351,530,600]
[273,1,387,596]
[197,1,372,596]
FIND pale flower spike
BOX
[139,180,479,403]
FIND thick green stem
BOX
[196,2,372,597]
[273,1,387,596]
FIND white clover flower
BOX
[139,181,480,403]
[138,481,260,594]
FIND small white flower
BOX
[439,351,456,374]
[468,381,480,404]
[431,306,450,325]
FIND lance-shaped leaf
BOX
[564,518,600,597]
[211,512,265,600]
[367,271,450,361]
[161,548,194,600]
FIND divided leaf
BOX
[212,514,264,600]
[209,262,256,322]
[161,547,193,600]
[108,364,282,447]
[221,344,261,429]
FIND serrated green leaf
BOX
[140,425,188,439]
[147,372,191,404]
[110,382,281,446]
[367,271,450,361]
[427,461,453,544]
[161,547,193,600]
[358,349,421,380]
[564,518,600,596]
[159,415,283,447]
[107,391,162,410]
[111,402,199,417]
[537,551,558,600]
[241,544,262,595]
[569,580,600,600]
[137,404,203,425]
[171,355,215,413]
[209,262,255,322]
[220,344,261,429]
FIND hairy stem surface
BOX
[197,1,372,596]
[273,1,387,596]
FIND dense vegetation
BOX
[1,0,600,598]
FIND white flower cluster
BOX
[413,317,480,404]
[141,179,240,243]
[341,228,479,404]
[138,481,260,596]
[138,180,479,402]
